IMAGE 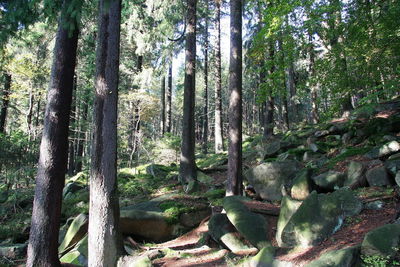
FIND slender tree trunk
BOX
[179,0,198,191]
[75,96,88,173]
[68,76,77,176]
[26,0,79,265]
[166,60,172,133]
[0,73,11,133]
[263,41,275,138]
[308,31,319,124]
[286,63,297,123]
[89,0,122,266]
[227,0,243,196]
[161,76,166,135]
[214,0,224,153]
[26,89,34,139]
[202,9,209,154]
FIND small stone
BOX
[345,161,367,189]
[342,132,353,145]
[366,141,400,159]
[315,130,330,138]
[312,171,345,191]
[365,200,384,210]
[309,143,319,153]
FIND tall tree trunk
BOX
[26,89,34,139]
[308,31,319,124]
[202,8,209,154]
[75,95,88,173]
[227,0,243,196]
[263,41,275,138]
[179,0,198,191]
[26,0,79,265]
[214,0,224,154]
[161,76,166,135]
[166,60,172,133]
[286,62,297,123]
[68,75,77,176]
[89,0,122,266]
[0,73,11,133]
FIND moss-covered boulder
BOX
[223,196,270,249]
[279,189,362,248]
[291,169,313,200]
[209,213,258,255]
[311,171,345,191]
[345,161,367,189]
[305,246,361,267]
[361,224,400,257]
[385,160,400,177]
[59,213,88,254]
[242,246,278,267]
[59,235,88,266]
[246,160,301,201]
[276,196,302,247]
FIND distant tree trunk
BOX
[26,0,79,265]
[202,9,209,154]
[227,0,243,196]
[286,63,297,123]
[89,0,122,266]
[68,75,77,176]
[26,89,34,139]
[166,60,172,133]
[308,31,319,124]
[263,42,275,138]
[214,0,224,154]
[0,73,11,133]
[161,76,166,135]
[179,0,198,191]
[75,95,88,173]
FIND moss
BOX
[204,188,225,200]
[159,201,195,224]
[325,147,371,169]
[196,153,228,169]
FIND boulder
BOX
[291,169,313,200]
[0,243,27,259]
[276,196,302,247]
[314,130,330,138]
[341,132,353,145]
[311,171,345,191]
[366,166,392,186]
[223,196,270,249]
[389,153,400,160]
[385,160,400,177]
[60,235,88,266]
[366,141,400,159]
[59,213,88,254]
[264,140,282,158]
[396,172,400,187]
[118,255,152,267]
[345,161,367,189]
[305,246,361,267]
[242,246,287,267]
[361,224,400,257]
[209,214,258,255]
[279,189,362,248]
[179,208,211,228]
[246,160,301,201]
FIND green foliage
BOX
[159,201,194,224]
[361,249,400,267]
[325,147,371,169]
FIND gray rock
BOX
[365,200,385,210]
[389,153,400,160]
[366,141,400,159]
[209,213,258,255]
[396,172,400,187]
[361,224,400,257]
[264,140,282,158]
[276,196,302,247]
[223,196,270,249]
[305,246,361,267]
[309,143,319,153]
[341,132,353,145]
[385,160,400,177]
[246,160,301,201]
[315,130,330,138]
[345,161,367,189]
[312,171,345,191]
[279,189,362,248]
[366,166,392,186]
[0,243,27,259]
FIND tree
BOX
[161,76,166,135]
[0,73,11,133]
[201,1,209,154]
[227,0,243,196]
[166,60,173,133]
[88,0,122,265]
[26,0,80,265]
[179,0,197,191]
[214,0,224,154]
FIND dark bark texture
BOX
[0,73,11,133]
[227,0,243,196]
[179,0,197,188]
[161,76,166,135]
[26,0,79,265]
[202,10,209,154]
[166,61,172,133]
[89,0,122,266]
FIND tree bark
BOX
[68,75,77,176]
[179,0,198,190]
[89,0,122,266]
[214,0,224,154]
[227,0,243,196]
[0,73,11,133]
[26,0,79,265]
[75,95,88,173]
[166,60,172,133]
[161,76,166,135]
[202,7,209,154]
[263,41,275,138]
[308,31,319,124]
